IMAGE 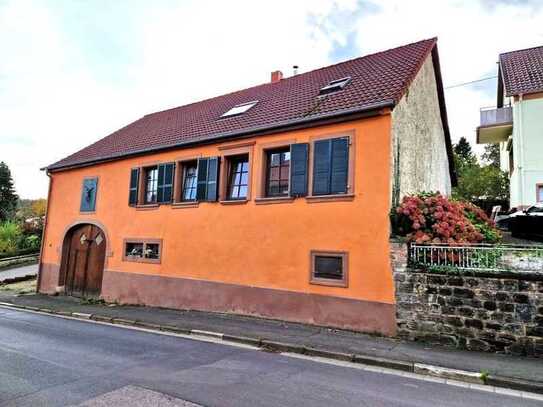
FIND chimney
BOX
[271,70,283,83]
[293,65,299,76]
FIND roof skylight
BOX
[319,77,352,95]
[221,101,258,118]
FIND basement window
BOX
[310,251,348,287]
[123,239,162,264]
[221,101,258,117]
[319,77,351,95]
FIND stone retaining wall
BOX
[391,240,543,357]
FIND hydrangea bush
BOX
[393,193,500,244]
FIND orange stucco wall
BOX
[41,114,395,305]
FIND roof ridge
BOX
[499,43,543,58]
[144,37,438,118]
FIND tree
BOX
[0,162,18,221]
[453,137,475,163]
[452,139,509,204]
[481,143,500,168]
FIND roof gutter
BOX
[45,100,395,173]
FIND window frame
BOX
[227,155,250,200]
[80,176,99,214]
[265,147,291,198]
[309,250,348,287]
[218,141,254,204]
[221,101,258,118]
[122,238,163,264]
[180,160,199,202]
[143,165,159,205]
[307,131,356,202]
[537,183,543,203]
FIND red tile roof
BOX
[500,45,543,97]
[48,38,441,171]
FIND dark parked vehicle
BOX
[509,203,543,241]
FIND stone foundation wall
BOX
[391,240,543,357]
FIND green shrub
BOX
[0,221,22,254]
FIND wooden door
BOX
[64,224,106,298]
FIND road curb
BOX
[2,302,542,395]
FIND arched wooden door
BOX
[63,224,106,298]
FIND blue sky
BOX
[1,0,542,198]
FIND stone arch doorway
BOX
[59,223,106,298]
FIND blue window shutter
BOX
[330,137,349,194]
[157,163,175,203]
[206,157,219,201]
[196,158,209,200]
[312,139,332,195]
[129,169,139,206]
[80,178,98,212]
[290,143,308,197]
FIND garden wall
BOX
[391,240,543,357]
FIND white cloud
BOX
[1,0,542,198]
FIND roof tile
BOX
[49,38,437,170]
[500,45,543,97]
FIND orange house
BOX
[38,38,456,336]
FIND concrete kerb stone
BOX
[353,354,413,372]
[303,347,354,362]
[134,320,162,330]
[414,363,483,384]
[261,340,305,354]
[486,375,543,394]
[91,314,113,323]
[222,334,262,347]
[160,324,191,335]
[111,317,137,326]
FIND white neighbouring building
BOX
[477,45,543,209]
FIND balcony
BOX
[476,106,513,144]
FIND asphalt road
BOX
[0,307,538,407]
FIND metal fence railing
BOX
[408,243,543,273]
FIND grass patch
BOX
[0,278,36,295]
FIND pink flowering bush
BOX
[393,193,500,244]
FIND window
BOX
[312,137,350,196]
[310,251,348,287]
[319,77,351,95]
[129,163,174,207]
[266,148,290,197]
[123,239,162,263]
[181,161,198,201]
[221,101,258,118]
[227,155,249,200]
[537,185,543,202]
[144,166,159,204]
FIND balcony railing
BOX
[408,243,543,273]
[480,106,512,127]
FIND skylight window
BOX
[221,101,258,118]
[319,77,352,95]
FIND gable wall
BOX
[390,54,452,206]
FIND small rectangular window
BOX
[123,239,162,264]
[537,184,543,202]
[144,166,159,204]
[310,251,348,287]
[181,161,198,201]
[266,148,290,197]
[221,101,258,118]
[227,155,249,200]
[319,77,351,95]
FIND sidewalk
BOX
[0,263,38,283]
[1,289,542,393]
